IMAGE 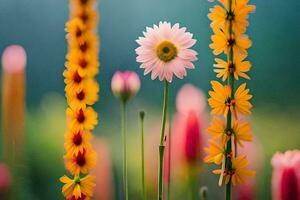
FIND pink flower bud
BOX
[0,163,11,194]
[111,71,140,102]
[2,45,27,74]
[271,150,300,200]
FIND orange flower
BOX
[60,174,95,199]
[210,29,252,56]
[65,149,96,175]
[213,155,255,185]
[66,78,99,109]
[64,129,92,155]
[208,0,256,35]
[214,54,251,81]
[66,107,98,131]
[208,81,252,117]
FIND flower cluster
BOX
[205,0,256,188]
[60,0,99,199]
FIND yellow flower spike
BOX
[207,0,255,193]
[61,0,99,198]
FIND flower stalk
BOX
[140,111,146,200]
[121,102,128,200]
[158,80,169,200]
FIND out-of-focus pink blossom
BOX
[2,45,27,74]
[176,84,206,115]
[271,150,300,200]
[235,137,264,200]
[173,84,207,164]
[111,70,140,102]
[91,138,114,200]
[0,163,11,194]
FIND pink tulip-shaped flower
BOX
[271,150,300,200]
[174,84,207,164]
[136,21,198,82]
[111,70,140,102]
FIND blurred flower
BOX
[173,84,207,164]
[1,45,26,74]
[60,175,95,199]
[92,138,114,200]
[0,163,11,194]
[136,21,198,82]
[235,136,264,200]
[271,150,300,200]
[111,70,140,103]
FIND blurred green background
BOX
[0,0,299,199]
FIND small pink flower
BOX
[1,45,27,74]
[271,150,300,200]
[111,70,140,102]
[136,21,198,82]
[0,163,11,194]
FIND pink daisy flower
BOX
[136,21,198,82]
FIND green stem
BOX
[167,115,172,200]
[188,166,197,200]
[158,80,169,200]
[121,102,128,200]
[226,0,234,199]
[140,111,146,200]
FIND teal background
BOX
[0,0,299,108]
[0,0,299,199]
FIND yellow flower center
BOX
[156,40,177,62]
